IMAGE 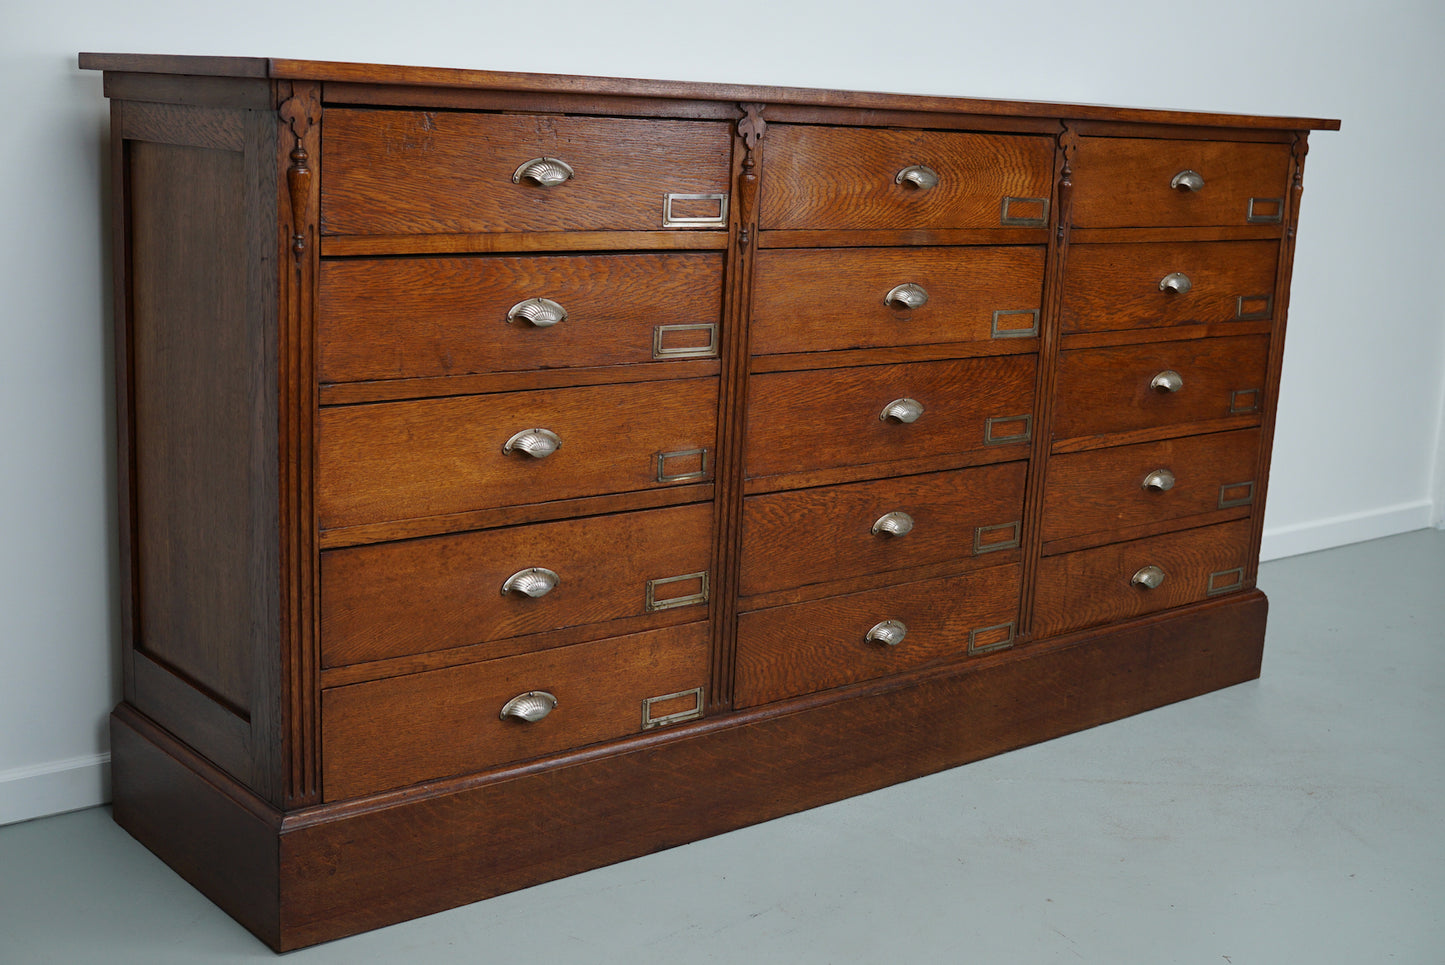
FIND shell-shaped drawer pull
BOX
[894,164,940,190]
[1170,169,1204,193]
[1159,272,1193,295]
[1150,370,1184,394]
[1131,564,1166,590]
[507,297,568,327]
[884,283,929,311]
[880,397,924,424]
[499,690,557,723]
[501,567,559,598]
[866,619,908,647]
[511,156,574,187]
[1142,469,1176,492]
[503,427,561,459]
[871,510,915,538]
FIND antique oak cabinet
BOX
[80,53,1338,950]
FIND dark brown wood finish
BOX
[84,54,1334,951]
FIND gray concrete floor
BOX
[2,528,1442,963]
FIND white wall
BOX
[3,0,1443,825]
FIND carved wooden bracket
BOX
[736,103,767,247]
[278,85,321,260]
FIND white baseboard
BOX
[0,753,111,827]
[1260,499,1436,561]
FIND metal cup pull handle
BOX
[1131,565,1166,590]
[894,164,940,190]
[500,691,557,723]
[866,619,908,647]
[1159,272,1193,295]
[512,157,574,187]
[1150,370,1184,394]
[871,511,915,538]
[503,427,561,459]
[501,567,559,598]
[507,297,568,327]
[880,398,924,424]
[884,283,929,311]
[1142,469,1176,492]
[1170,169,1204,192]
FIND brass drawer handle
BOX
[503,427,561,459]
[501,567,559,598]
[1131,565,1166,590]
[506,297,568,327]
[1142,469,1176,492]
[866,619,908,647]
[1150,370,1184,394]
[871,510,915,538]
[884,283,929,311]
[512,156,574,187]
[500,691,557,723]
[1159,272,1193,295]
[894,164,940,190]
[880,397,924,424]
[1170,169,1204,193]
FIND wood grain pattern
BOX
[735,565,1022,707]
[738,462,1026,596]
[1032,519,1254,637]
[318,252,724,382]
[1041,428,1261,542]
[321,111,732,235]
[317,377,717,529]
[1061,240,1279,333]
[1071,137,1292,228]
[321,621,711,800]
[320,502,712,667]
[1053,334,1270,441]
[745,356,1036,479]
[760,126,1055,230]
[750,246,1045,354]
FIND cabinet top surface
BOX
[77,53,1340,132]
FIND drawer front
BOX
[1061,241,1279,334]
[735,565,1022,708]
[1053,334,1269,441]
[751,246,1045,354]
[321,502,712,667]
[318,377,717,529]
[318,252,724,382]
[1071,137,1292,228]
[321,110,732,235]
[739,462,1026,596]
[760,126,1055,231]
[745,356,1036,479]
[1042,429,1262,542]
[1031,519,1254,638]
[321,621,710,800]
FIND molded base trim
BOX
[111,591,1268,951]
[0,753,111,827]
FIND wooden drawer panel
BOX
[760,126,1055,231]
[1071,137,1292,228]
[739,462,1026,596]
[321,502,712,667]
[735,565,1021,708]
[1042,429,1261,543]
[751,246,1045,354]
[322,622,710,800]
[745,356,1036,479]
[318,377,716,529]
[321,110,732,235]
[1061,240,1279,334]
[318,252,724,382]
[1032,519,1253,638]
[1053,334,1269,441]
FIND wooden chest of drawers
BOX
[81,53,1337,951]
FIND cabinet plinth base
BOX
[112,590,1267,951]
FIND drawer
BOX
[1031,519,1253,638]
[321,502,712,667]
[745,356,1036,479]
[321,621,710,800]
[751,246,1045,354]
[1053,334,1269,442]
[1042,429,1261,543]
[1061,241,1279,334]
[760,126,1055,231]
[735,565,1022,708]
[318,252,724,382]
[738,462,1026,596]
[1071,137,1292,228]
[318,377,716,529]
[321,110,732,235]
